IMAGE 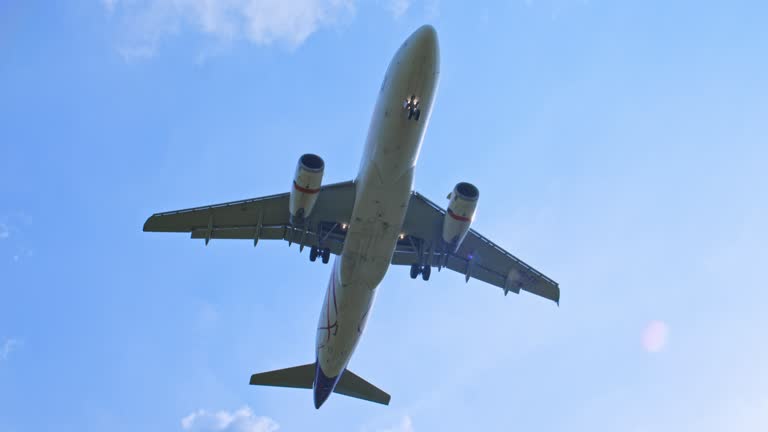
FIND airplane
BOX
[143,25,560,409]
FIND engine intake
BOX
[289,153,324,225]
[442,182,479,251]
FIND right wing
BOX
[394,191,560,304]
[143,180,356,255]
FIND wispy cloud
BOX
[104,0,356,61]
[181,406,279,432]
[709,397,768,432]
[632,396,768,432]
[385,0,411,18]
[0,223,8,239]
[102,0,118,14]
[1,339,19,361]
[423,0,439,20]
[377,416,414,432]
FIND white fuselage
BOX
[315,26,440,381]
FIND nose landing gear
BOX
[403,94,421,121]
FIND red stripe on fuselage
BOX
[293,181,320,194]
[447,208,472,222]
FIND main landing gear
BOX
[310,246,331,264]
[410,263,431,281]
[403,94,421,121]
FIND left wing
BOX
[143,181,356,255]
[394,191,560,304]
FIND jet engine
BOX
[289,153,324,225]
[442,182,479,251]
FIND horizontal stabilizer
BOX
[336,369,391,405]
[249,363,314,389]
[249,363,390,406]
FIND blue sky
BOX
[1,0,767,431]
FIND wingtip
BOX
[142,215,155,232]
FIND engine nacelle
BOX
[442,182,479,251]
[289,153,324,225]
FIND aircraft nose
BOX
[408,24,439,58]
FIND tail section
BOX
[249,363,390,408]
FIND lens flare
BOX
[642,320,669,353]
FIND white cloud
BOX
[119,44,158,61]
[103,0,118,14]
[105,0,356,60]
[378,416,414,432]
[385,0,410,18]
[181,406,279,432]
[9,248,33,263]
[1,339,19,360]
[424,0,439,20]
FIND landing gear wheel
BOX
[421,265,431,281]
[414,109,421,121]
[410,264,420,279]
[321,248,331,264]
[309,246,318,262]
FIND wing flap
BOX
[189,225,345,254]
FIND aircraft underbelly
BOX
[316,117,420,377]
[316,29,438,378]
[315,149,415,377]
